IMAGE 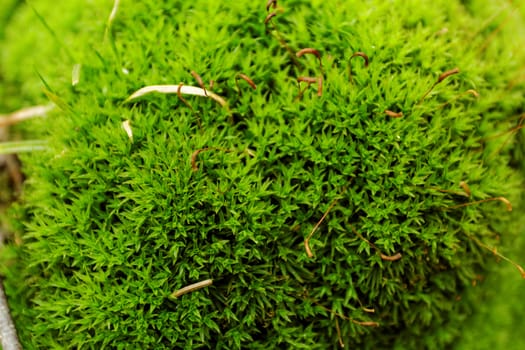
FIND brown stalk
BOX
[264,12,300,66]
[418,67,460,105]
[487,114,525,159]
[335,318,344,348]
[313,301,379,327]
[170,279,213,298]
[177,83,194,112]
[350,225,402,261]
[296,48,323,72]
[438,89,479,109]
[190,70,207,96]
[264,12,277,25]
[446,196,512,211]
[304,199,339,258]
[428,181,471,198]
[297,76,323,98]
[348,52,369,82]
[190,147,231,172]
[235,73,257,96]
[459,181,471,197]
[380,253,403,261]
[266,0,277,11]
[467,234,525,279]
[385,110,403,118]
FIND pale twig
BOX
[0,104,54,128]
[170,279,213,298]
[124,84,228,108]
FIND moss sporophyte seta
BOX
[0,0,524,349]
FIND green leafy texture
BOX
[1,0,525,349]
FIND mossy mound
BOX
[1,0,524,349]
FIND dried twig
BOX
[304,199,339,258]
[0,104,54,128]
[446,196,512,211]
[385,110,403,118]
[297,76,323,98]
[348,52,369,82]
[121,120,133,141]
[335,318,344,348]
[467,234,525,278]
[418,67,460,105]
[235,73,257,96]
[124,84,228,108]
[190,71,207,96]
[170,279,213,298]
[350,225,402,261]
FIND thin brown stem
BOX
[348,52,369,82]
[235,73,257,96]
[467,234,525,279]
[297,76,323,98]
[190,70,207,96]
[190,147,231,172]
[177,83,194,112]
[304,199,339,258]
[446,196,512,211]
[313,301,379,327]
[438,89,479,109]
[385,110,403,118]
[335,318,344,348]
[418,67,460,105]
[264,13,300,67]
[266,0,277,11]
[296,48,323,73]
[349,225,402,261]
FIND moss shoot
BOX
[1,0,525,349]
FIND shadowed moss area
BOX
[0,0,524,349]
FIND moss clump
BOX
[1,0,525,349]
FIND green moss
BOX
[1,0,524,349]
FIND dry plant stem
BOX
[483,114,525,141]
[235,73,257,96]
[348,52,369,82]
[297,76,323,98]
[296,48,323,72]
[190,71,207,96]
[385,110,403,118]
[487,114,525,159]
[467,234,525,278]
[380,253,403,261]
[438,89,479,109]
[350,225,402,261]
[304,198,339,258]
[335,318,344,348]
[0,277,22,350]
[428,181,471,198]
[478,11,511,54]
[313,301,379,327]
[418,67,460,105]
[104,0,120,40]
[124,84,228,108]
[446,196,512,211]
[266,0,277,11]
[264,13,300,67]
[177,83,194,112]
[71,64,81,86]
[170,279,213,298]
[190,147,231,172]
[0,104,54,127]
[121,120,133,141]
[459,181,471,197]
[362,307,375,313]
